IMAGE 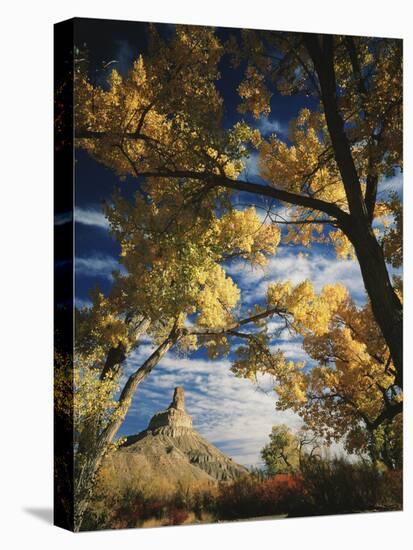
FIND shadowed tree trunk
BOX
[303,34,402,387]
[346,220,402,387]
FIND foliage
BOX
[74,27,403,377]
[55,350,120,447]
[103,195,280,330]
[206,474,305,520]
[213,461,400,520]
[73,363,120,442]
[83,482,218,530]
[260,424,322,476]
[75,26,256,182]
[355,416,403,470]
[231,31,403,390]
[75,28,401,275]
[379,468,403,509]
[84,457,401,529]
[72,135,281,530]
[231,280,401,460]
[71,26,404,526]
[260,425,301,474]
[382,192,403,268]
[298,456,402,515]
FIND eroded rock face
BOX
[105,387,249,488]
[148,386,193,433]
[171,386,185,411]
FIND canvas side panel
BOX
[54,18,75,532]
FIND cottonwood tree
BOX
[261,425,300,475]
[72,191,282,530]
[72,25,403,526]
[231,281,402,467]
[230,31,402,383]
[261,424,321,475]
[75,27,402,389]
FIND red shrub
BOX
[215,474,306,519]
[112,493,190,528]
[255,474,305,514]
[167,508,189,525]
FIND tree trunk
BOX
[346,220,403,387]
[303,34,403,387]
[73,327,180,532]
[77,318,151,457]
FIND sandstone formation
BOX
[147,387,193,433]
[100,387,248,494]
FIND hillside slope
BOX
[99,387,248,494]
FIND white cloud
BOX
[227,246,366,306]
[75,254,122,281]
[75,207,109,229]
[377,171,403,198]
[265,319,288,334]
[242,151,261,181]
[225,260,267,285]
[271,341,313,363]
[75,296,92,309]
[123,347,302,467]
[256,116,288,137]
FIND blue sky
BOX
[65,20,403,467]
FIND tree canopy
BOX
[70,24,403,529]
[75,26,402,383]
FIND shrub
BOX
[214,458,403,521]
[87,459,402,529]
[378,469,402,509]
[107,484,217,528]
[215,474,306,519]
[167,508,189,525]
[298,457,383,515]
[258,474,307,515]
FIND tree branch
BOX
[97,321,182,448]
[187,306,286,337]
[125,169,349,224]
